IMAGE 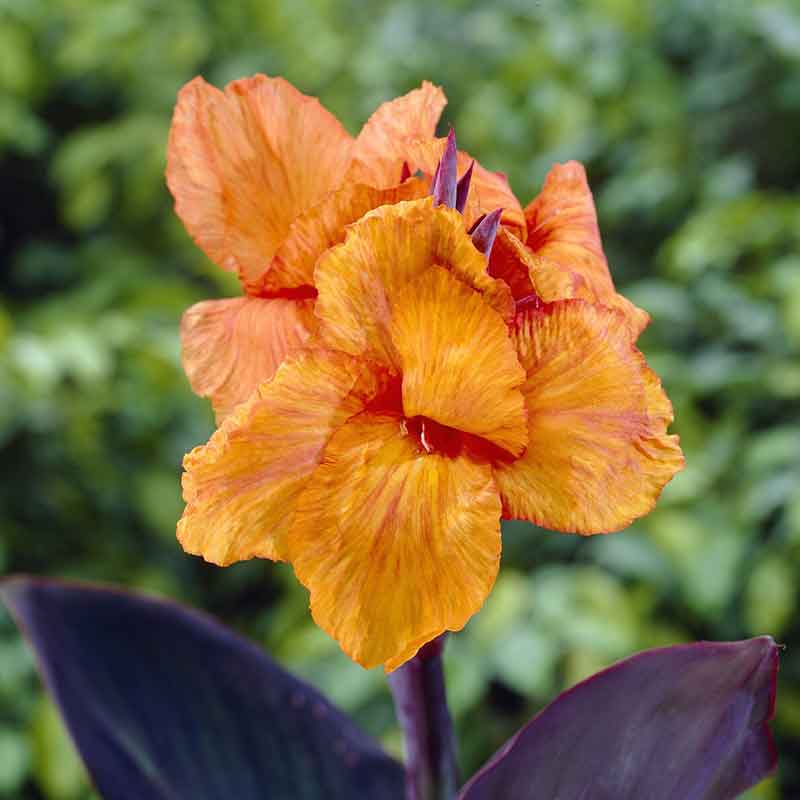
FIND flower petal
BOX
[488,223,600,308]
[494,301,684,533]
[254,178,429,293]
[487,227,537,300]
[525,162,649,334]
[403,137,526,237]
[391,266,527,456]
[178,350,385,565]
[166,75,353,290]
[347,81,447,188]
[314,197,514,367]
[288,413,502,671]
[181,296,316,423]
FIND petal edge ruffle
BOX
[178,350,386,565]
[288,413,502,671]
[524,161,649,335]
[314,197,514,368]
[166,75,353,290]
[495,301,684,533]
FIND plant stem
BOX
[388,635,459,800]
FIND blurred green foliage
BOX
[1,0,798,797]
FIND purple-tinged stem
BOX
[388,635,459,800]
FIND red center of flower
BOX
[366,375,517,462]
[256,284,318,301]
[403,416,464,458]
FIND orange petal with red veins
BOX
[495,301,684,533]
[391,266,527,456]
[178,350,385,566]
[166,75,353,290]
[314,197,514,367]
[181,296,316,423]
[347,81,447,188]
[525,162,649,334]
[402,137,526,237]
[488,223,595,305]
[488,227,537,300]
[288,413,502,671]
[252,177,429,294]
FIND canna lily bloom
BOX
[167,75,523,421]
[488,161,649,336]
[176,147,685,672]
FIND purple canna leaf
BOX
[455,160,474,213]
[0,576,404,800]
[431,129,458,208]
[470,208,503,258]
[459,637,778,800]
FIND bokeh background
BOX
[1,0,799,797]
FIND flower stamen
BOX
[404,416,464,458]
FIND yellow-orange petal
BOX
[402,137,526,237]
[251,177,429,294]
[288,413,502,671]
[391,266,527,456]
[347,81,447,188]
[314,197,514,367]
[177,350,385,566]
[524,161,649,335]
[166,75,353,290]
[494,301,684,533]
[181,296,317,423]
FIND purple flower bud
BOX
[470,208,503,258]
[431,129,458,208]
[455,160,474,214]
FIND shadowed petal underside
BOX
[181,296,317,422]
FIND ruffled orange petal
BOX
[391,266,527,456]
[524,161,649,334]
[494,301,684,533]
[488,221,602,306]
[487,227,537,300]
[347,81,447,188]
[180,296,316,423]
[177,350,385,565]
[402,137,526,237]
[166,75,353,290]
[288,413,502,671]
[314,197,514,367]
[252,177,429,294]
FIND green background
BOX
[1,0,799,797]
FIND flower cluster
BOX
[168,76,684,671]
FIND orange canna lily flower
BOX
[176,144,684,672]
[488,161,650,336]
[167,75,523,422]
